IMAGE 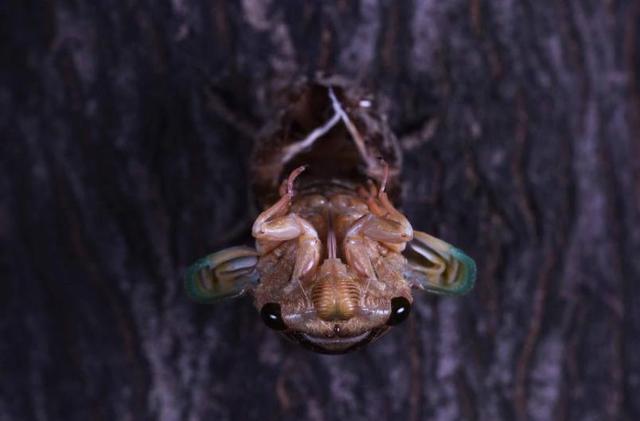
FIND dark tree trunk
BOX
[2,1,639,420]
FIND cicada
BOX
[186,78,476,354]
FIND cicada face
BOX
[185,78,476,354]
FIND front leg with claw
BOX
[357,179,413,252]
[344,169,414,288]
[252,166,321,296]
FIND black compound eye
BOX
[260,303,287,331]
[387,297,411,326]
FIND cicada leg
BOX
[252,165,321,297]
[185,246,259,303]
[355,166,413,253]
[403,231,476,295]
[343,206,412,292]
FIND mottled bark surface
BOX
[2,1,640,420]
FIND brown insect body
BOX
[253,185,413,353]
[249,78,411,353]
[185,77,476,354]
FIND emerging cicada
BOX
[186,77,476,354]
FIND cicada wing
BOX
[403,231,476,295]
[185,246,260,303]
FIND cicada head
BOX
[250,241,415,354]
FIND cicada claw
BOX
[185,246,259,303]
[403,231,476,295]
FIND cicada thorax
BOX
[249,76,403,209]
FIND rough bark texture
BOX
[2,1,640,420]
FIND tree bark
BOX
[2,1,639,420]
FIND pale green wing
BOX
[185,246,259,303]
[403,231,476,295]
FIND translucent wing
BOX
[185,246,259,303]
[403,231,476,295]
